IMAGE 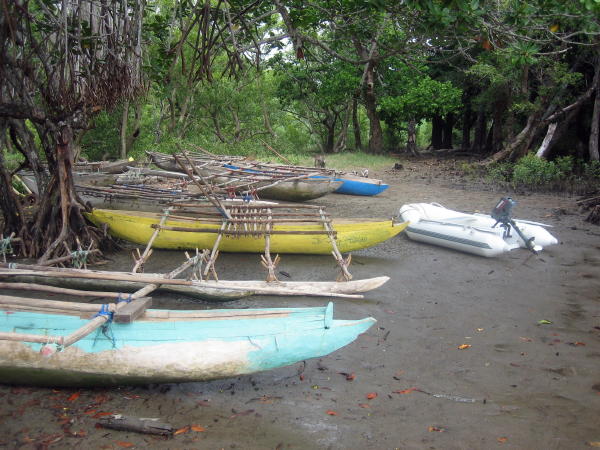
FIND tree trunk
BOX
[352,95,363,151]
[0,121,26,237]
[126,101,143,152]
[363,64,383,154]
[322,115,337,154]
[442,112,454,149]
[471,108,487,154]
[431,114,444,149]
[483,110,543,164]
[8,119,48,195]
[210,110,227,143]
[491,95,507,153]
[461,89,474,150]
[120,100,129,159]
[535,123,558,159]
[589,78,600,161]
[334,102,352,153]
[406,119,419,156]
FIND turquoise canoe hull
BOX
[310,175,389,196]
[0,303,375,386]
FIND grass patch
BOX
[290,152,396,172]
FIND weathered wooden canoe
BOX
[226,164,389,196]
[191,165,343,202]
[148,153,343,202]
[85,209,408,254]
[77,185,191,212]
[0,264,390,299]
[19,171,119,195]
[76,159,136,174]
[255,177,342,202]
[0,301,375,386]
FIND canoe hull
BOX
[0,305,375,386]
[311,175,389,196]
[85,209,407,254]
[399,203,558,257]
[258,178,343,201]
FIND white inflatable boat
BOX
[398,203,558,257]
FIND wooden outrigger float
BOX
[0,263,390,300]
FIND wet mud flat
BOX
[1,159,599,449]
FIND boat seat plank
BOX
[114,297,152,324]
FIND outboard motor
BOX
[491,197,540,253]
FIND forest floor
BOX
[0,156,599,449]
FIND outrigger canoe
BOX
[85,209,408,254]
[224,164,388,197]
[148,151,388,197]
[0,300,375,386]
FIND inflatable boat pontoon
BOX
[398,202,558,257]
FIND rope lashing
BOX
[116,293,133,304]
[93,304,114,322]
[70,249,91,269]
[100,323,117,348]
[0,236,13,262]
[92,305,117,348]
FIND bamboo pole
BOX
[260,208,279,282]
[176,152,232,220]
[0,268,197,286]
[0,282,122,298]
[319,207,352,282]
[163,214,327,224]
[203,221,226,280]
[163,211,327,219]
[150,224,337,236]
[0,295,116,312]
[132,206,173,273]
[261,139,293,165]
[130,250,211,298]
[0,332,63,344]
[169,203,322,210]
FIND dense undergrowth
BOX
[480,154,600,194]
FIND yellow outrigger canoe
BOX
[86,209,407,254]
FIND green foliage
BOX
[1,151,25,171]
[485,154,600,191]
[512,154,569,186]
[466,63,508,87]
[379,75,462,123]
[79,110,121,160]
[486,161,513,184]
[504,41,540,68]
